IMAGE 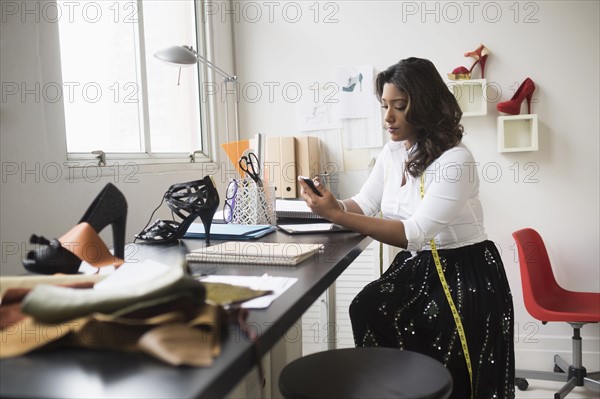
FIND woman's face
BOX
[381,83,418,147]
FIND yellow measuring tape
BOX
[420,174,473,398]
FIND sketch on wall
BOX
[333,65,374,119]
[296,87,342,132]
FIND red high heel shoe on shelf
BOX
[497,78,536,115]
[448,44,489,80]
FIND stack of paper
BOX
[186,242,323,266]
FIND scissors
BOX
[238,152,263,186]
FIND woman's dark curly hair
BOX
[375,57,464,178]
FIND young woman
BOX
[298,58,515,399]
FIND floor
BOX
[515,379,599,398]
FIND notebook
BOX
[275,199,326,222]
[184,223,276,240]
[186,242,324,266]
[278,223,349,234]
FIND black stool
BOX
[279,348,453,399]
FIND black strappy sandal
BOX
[135,176,219,245]
[23,183,128,274]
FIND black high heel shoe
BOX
[135,176,219,245]
[23,183,128,275]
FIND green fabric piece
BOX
[21,265,206,323]
[204,282,271,306]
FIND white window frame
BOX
[62,0,216,169]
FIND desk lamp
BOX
[155,45,240,143]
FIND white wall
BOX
[229,0,600,371]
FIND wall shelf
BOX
[497,114,539,152]
[447,79,487,117]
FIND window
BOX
[57,0,205,160]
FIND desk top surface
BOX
[0,230,372,399]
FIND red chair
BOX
[512,228,600,398]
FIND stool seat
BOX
[279,348,452,399]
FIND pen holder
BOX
[232,180,277,225]
[317,172,339,198]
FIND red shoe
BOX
[448,44,489,80]
[497,78,536,115]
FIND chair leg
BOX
[553,377,577,399]
[515,369,567,383]
[584,371,600,392]
[586,371,600,379]
[554,354,569,373]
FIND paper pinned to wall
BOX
[296,65,384,164]
[296,87,342,132]
[329,65,385,149]
[341,100,385,149]
[333,65,374,119]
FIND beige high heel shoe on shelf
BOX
[448,44,489,80]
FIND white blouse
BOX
[351,141,487,250]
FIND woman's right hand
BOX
[298,176,343,222]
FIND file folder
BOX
[266,136,297,198]
[295,136,320,194]
[184,223,276,240]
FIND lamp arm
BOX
[183,45,237,82]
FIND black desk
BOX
[0,231,372,398]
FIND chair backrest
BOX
[512,228,565,320]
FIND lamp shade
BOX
[154,45,198,66]
[155,43,239,143]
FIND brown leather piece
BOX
[59,223,124,267]
[0,288,31,327]
[0,283,95,328]
[0,315,89,357]
[138,323,215,367]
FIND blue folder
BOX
[184,223,276,240]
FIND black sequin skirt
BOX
[350,240,515,399]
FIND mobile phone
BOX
[299,176,322,197]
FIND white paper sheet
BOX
[200,274,297,309]
[93,260,171,290]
